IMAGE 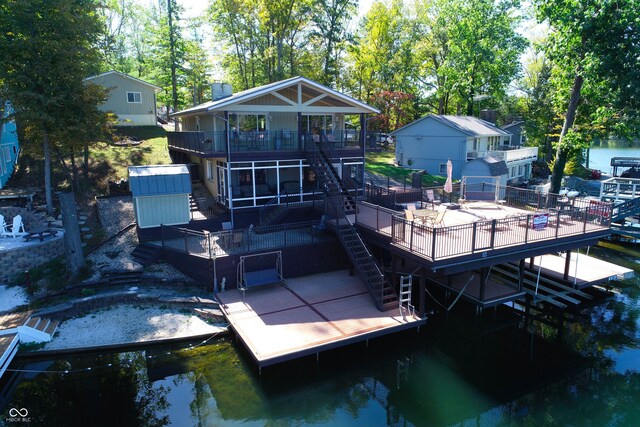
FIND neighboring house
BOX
[0,101,20,189]
[502,120,525,147]
[391,115,538,184]
[84,70,161,126]
[167,76,379,223]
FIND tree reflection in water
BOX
[0,242,638,426]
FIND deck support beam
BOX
[563,250,572,280]
[419,268,426,317]
[518,259,525,292]
[479,267,489,301]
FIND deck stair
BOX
[0,311,59,344]
[104,268,144,285]
[131,243,161,266]
[305,144,356,214]
[336,220,398,311]
[610,197,640,229]
[492,264,593,309]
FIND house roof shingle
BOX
[391,114,511,137]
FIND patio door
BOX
[217,166,227,205]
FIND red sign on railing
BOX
[588,200,610,218]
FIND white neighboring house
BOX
[84,71,161,126]
[391,115,538,183]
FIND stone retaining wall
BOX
[0,207,48,230]
[0,237,66,283]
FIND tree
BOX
[534,0,640,193]
[0,0,104,214]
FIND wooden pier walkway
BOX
[216,270,424,368]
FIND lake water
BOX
[1,243,639,426]
[586,140,640,174]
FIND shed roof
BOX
[475,156,509,176]
[502,120,524,131]
[392,114,510,137]
[128,165,191,197]
[172,76,379,116]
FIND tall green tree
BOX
[534,0,640,193]
[0,0,104,214]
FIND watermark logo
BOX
[6,408,30,423]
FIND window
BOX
[127,92,142,103]
[439,163,447,174]
[206,161,214,180]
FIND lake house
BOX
[167,76,380,226]
[392,115,538,184]
[0,101,19,189]
[85,71,161,127]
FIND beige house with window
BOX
[85,71,161,126]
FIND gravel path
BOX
[43,305,226,350]
[0,285,28,312]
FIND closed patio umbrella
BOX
[444,159,453,193]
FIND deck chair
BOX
[424,210,446,227]
[0,214,8,236]
[232,231,244,249]
[424,189,441,209]
[3,215,27,238]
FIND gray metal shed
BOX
[129,165,192,228]
[461,156,509,187]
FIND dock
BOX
[216,270,425,368]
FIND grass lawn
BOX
[366,151,446,187]
[89,126,171,185]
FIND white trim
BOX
[272,92,297,106]
[303,93,328,106]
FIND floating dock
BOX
[216,270,425,368]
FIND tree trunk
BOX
[550,74,584,194]
[167,0,178,131]
[59,191,85,276]
[83,141,89,179]
[70,148,80,192]
[43,132,53,216]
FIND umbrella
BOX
[444,159,453,193]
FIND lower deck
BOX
[216,270,424,368]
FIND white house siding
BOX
[87,72,158,126]
[394,117,467,178]
[134,194,190,228]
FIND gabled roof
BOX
[391,114,511,137]
[475,156,509,176]
[128,165,191,197]
[502,120,524,130]
[172,76,379,116]
[84,70,162,92]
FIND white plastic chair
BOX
[5,215,28,238]
[0,214,8,237]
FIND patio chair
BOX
[424,189,441,209]
[3,215,28,238]
[424,210,446,228]
[0,214,8,236]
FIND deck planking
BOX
[530,253,634,288]
[216,270,424,367]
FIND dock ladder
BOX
[399,275,414,316]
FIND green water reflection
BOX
[1,243,639,426]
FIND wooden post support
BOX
[419,268,426,317]
[479,267,489,301]
[518,259,525,292]
[563,250,572,280]
[59,192,85,276]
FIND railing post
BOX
[471,222,477,252]
[524,215,530,242]
[184,229,188,253]
[409,221,414,250]
[161,225,165,248]
[490,219,496,248]
[583,209,588,233]
[376,205,380,231]
[555,211,560,238]
[431,228,437,259]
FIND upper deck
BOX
[354,188,611,274]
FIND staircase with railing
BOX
[610,196,640,238]
[333,210,398,311]
[305,137,357,214]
